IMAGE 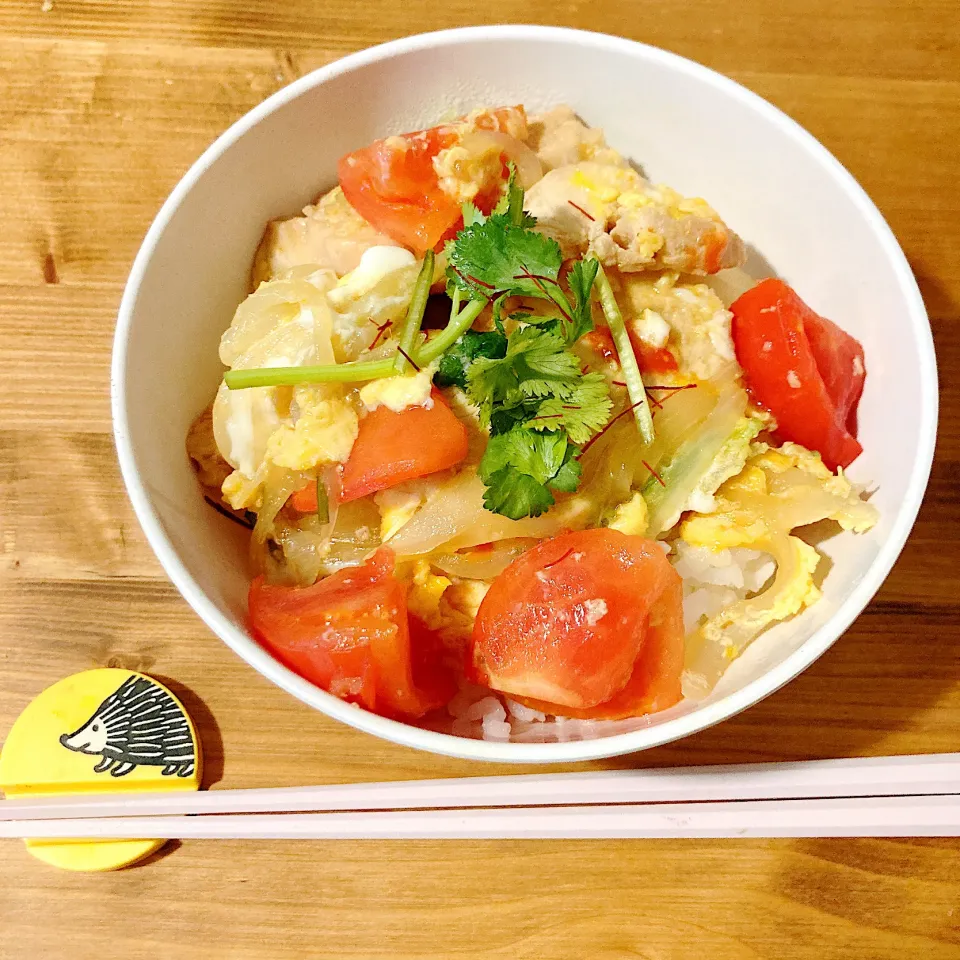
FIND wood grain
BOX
[2,3,960,957]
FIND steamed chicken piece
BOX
[524,161,746,275]
[679,442,878,695]
[251,186,401,287]
[525,105,627,172]
[186,403,233,491]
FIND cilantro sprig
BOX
[437,172,627,519]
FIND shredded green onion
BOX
[315,476,329,524]
[393,249,434,374]
[593,261,655,446]
[224,357,394,390]
[225,293,489,391]
[416,298,488,365]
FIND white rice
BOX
[445,541,776,742]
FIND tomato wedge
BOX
[337,107,525,255]
[516,576,685,720]
[730,279,865,471]
[249,548,450,719]
[339,125,461,254]
[338,390,469,503]
[470,529,684,715]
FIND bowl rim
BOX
[111,24,938,763]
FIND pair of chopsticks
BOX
[2,754,959,840]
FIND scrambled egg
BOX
[325,245,420,360]
[327,245,416,306]
[404,559,490,644]
[359,365,436,413]
[524,161,745,275]
[434,139,509,205]
[607,492,649,536]
[680,441,878,654]
[264,388,359,471]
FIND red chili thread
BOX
[451,265,496,291]
[368,317,393,349]
[396,345,421,372]
[514,265,572,323]
[579,397,650,456]
[642,460,666,487]
[567,200,596,221]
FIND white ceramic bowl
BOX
[112,26,937,762]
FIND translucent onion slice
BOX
[459,130,543,190]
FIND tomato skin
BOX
[288,391,469,512]
[339,390,469,503]
[470,529,684,713]
[289,481,320,513]
[338,125,462,254]
[731,279,864,471]
[803,311,865,432]
[338,107,526,255]
[249,548,450,719]
[514,576,684,720]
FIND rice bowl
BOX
[111,26,937,762]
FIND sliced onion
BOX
[388,470,560,558]
[432,539,537,580]
[460,131,543,189]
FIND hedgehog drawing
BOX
[59,675,196,778]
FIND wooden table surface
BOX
[1,1,959,957]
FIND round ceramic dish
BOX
[112,26,937,762]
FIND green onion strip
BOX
[393,249,435,374]
[224,251,491,391]
[593,261,655,446]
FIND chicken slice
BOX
[251,186,400,288]
[524,161,745,275]
[525,105,627,172]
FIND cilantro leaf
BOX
[550,446,583,493]
[433,330,507,389]
[491,164,537,228]
[448,216,563,300]
[481,468,557,519]
[481,428,569,484]
[466,326,580,425]
[565,257,600,343]
[479,428,574,519]
[528,372,613,444]
[431,174,615,519]
[461,200,485,229]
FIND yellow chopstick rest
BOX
[0,669,202,871]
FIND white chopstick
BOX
[2,753,958,823]
[2,795,959,840]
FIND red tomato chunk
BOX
[249,548,453,719]
[470,529,684,719]
[730,278,865,470]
